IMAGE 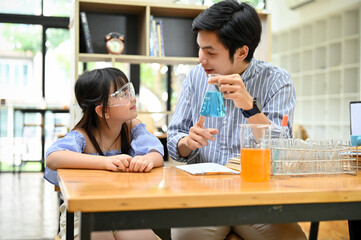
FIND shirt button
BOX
[221,145,227,150]
[223,120,227,125]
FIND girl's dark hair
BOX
[192,0,261,62]
[73,67,131,155]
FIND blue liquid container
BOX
[200,91,225,118]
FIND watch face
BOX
[107,39,124,54]
[255,98,262,113]
[241,97,262,118]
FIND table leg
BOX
[40,111,45,172]
[152,229,171,240]
[348,220,361,240]
[79,212,92,240]
[308,221,319,240]
[66,211,74,240]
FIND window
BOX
[139,63,169,132]
[45,28,71,105]
[0,23,41,101]
[0,0,42,15]
[43,0,71,17]
[0,0,70,172]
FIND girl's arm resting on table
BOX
[46,150,132,172]
[145,151,163,168]
[128,151,163,172]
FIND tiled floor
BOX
[0,172,59,240]
[0,160,350,240]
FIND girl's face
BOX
[107,82,137,122]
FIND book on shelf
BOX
[80,12,94,53]
[157,20,165,57]
[156,22,162,57]
[151,17,158,56]
[149,15,154,57]
[149,16,165,57]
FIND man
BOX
[167,0,306,239]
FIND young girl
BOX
[44,67,164,240]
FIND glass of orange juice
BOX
[240,124,272,182]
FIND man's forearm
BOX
[246,112,270,124]
[177,136,192,158]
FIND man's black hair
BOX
[192,0,261,62]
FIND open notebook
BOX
[176,163,239,175]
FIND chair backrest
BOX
[293,123,308,140]
[137,114,156,134]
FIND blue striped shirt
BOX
[167,58,295,164]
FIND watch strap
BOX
[241,98,261,118]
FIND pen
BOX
[205,172,238,175]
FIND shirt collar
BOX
[240,58,256,83]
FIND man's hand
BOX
[177,116,219,158]
[208,74,253,110]
[186,116,219,150]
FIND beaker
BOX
[200,74,225,118]
[240,124,272,182]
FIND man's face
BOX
[197,30,243,75]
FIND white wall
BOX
[268,0,360,33]
[268,0,361,141]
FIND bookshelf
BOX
[70,0,271,126]
[71,0,271,78]
[272,3,360,141]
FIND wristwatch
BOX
[241,97,262,118]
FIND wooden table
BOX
[57,167,361,240]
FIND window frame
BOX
[0,12,69,98]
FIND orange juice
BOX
[241,148,271,182]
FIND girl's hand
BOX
[128,155,154,172]
[106,154,132,172]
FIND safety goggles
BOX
[108,82,135,107]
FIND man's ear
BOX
[95,105,109,119]
[235,45,249,61]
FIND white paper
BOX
[176,163,239,175]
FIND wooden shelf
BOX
[78,53,199,65]
[72,0,271,67]
[272,3,360,141]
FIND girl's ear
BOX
[95,105,109,119]
[235,45,249,61]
